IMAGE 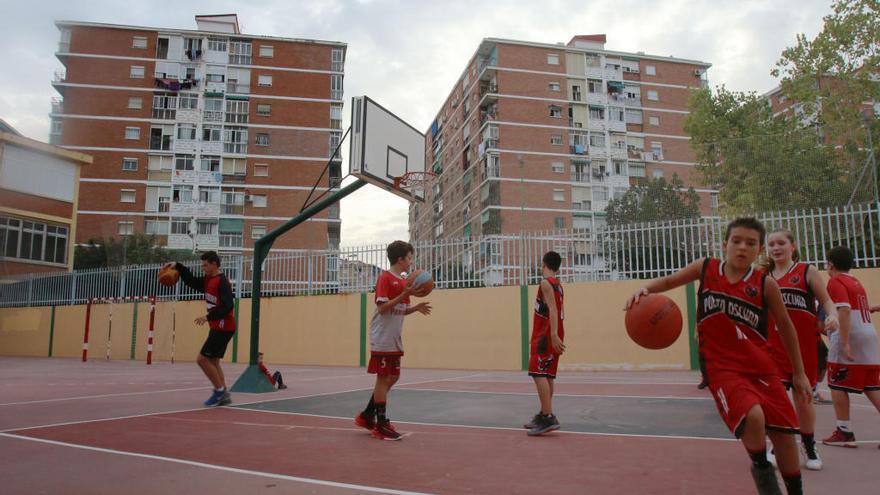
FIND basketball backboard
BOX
[349,96,427,202]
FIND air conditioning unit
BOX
[694,69,703,76]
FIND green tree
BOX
[606,174,701,226]
[74,234,196,269]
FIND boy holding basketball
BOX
[354,241,431,440]
[524,251,566,436]
[161,251,236,407]
[821,246,880,448]
[625,218,809,495]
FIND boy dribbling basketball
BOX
[625,218,809,495]
[354,241,431,440]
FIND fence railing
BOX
[1,203,877,308]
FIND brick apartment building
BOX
[1,120,91,275]
[50,14,346,254]
[410,35,712,244]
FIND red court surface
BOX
[1,357,877,494]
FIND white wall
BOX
[0,144,76,202]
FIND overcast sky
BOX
[0,0,830,247]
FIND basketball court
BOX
[1,357,877,494]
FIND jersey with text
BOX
[767,262,818,364]
[697,258,775,375]
[827,273,878,365]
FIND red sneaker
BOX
[822,428,857,448]
[372,419,402,441]
[354,412,375,431]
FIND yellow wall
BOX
[1,267,877,370]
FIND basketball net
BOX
[393,171,437,198]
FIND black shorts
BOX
[200,329,234,359]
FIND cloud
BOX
[0,0,831,248]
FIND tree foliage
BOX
[74,234,197,270]
[606,174,701,226]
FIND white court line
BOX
[0,371,486,434]
[396,387,713,401]
[451,379,704,385]
[0,433,431,495]
[0,387,207,407]
[236,408,739,443]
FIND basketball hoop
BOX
[393,171,437,198]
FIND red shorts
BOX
[773,340,819,389]
[827,363,880,394]
[708,371,799,438]
[528,335,561,378]
[367,353,402,376]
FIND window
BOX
[198,186,220,204]
[208,37,227,52]
[588,79,602,93]
[256,104,271,116]
[156,38,169,59]
[225,100,249,124]
[148,155,173,171]
[51,120,62,135]
[555,217,565,229]
[330,105,343,129]
[593,186,608,201]
[120,189,136,203]
[253,163,269,176]
[647,90,659,101]
[202,125,222,142]
[710,192,719,209]
[550,134,563,145]
[589,134,605,146]
[117,222,134,236]
[434,222,444,237]
[200,156,221,172]
[651,141,663,158]
[206,73,225,83]
[145,218,169,235]
[571,85,582,101]
[589,107,605,120]
[197,221,218,235]
[222,157,247,175]
[251,194,267,208]
[128,97,143,109]
[625,109,643,124]
[613,161,627,175]
[130,65,145,79]
[229,40,252,65]
[178,93,198,110]
[132,36,147,49]
[170,217,189,234]
[645,65,656,76]
[331,74,344,100]
[257,74,273,87]
[652,169,664,178]
[0,217,68,264]
[124,127,140,140]
[174,155,194,171]
[553,189,565,201]
[204,98,223,121]
[331,48,344,71]
[549,105,562,118]
[173,185,193,203]
[551,161,565,173]
[609,107,625,122]
[255,133,270,146]
[122,158,138,171]
[549,81,560,91]
[547,54,559,65]
[251,225,267,239]
[259,45,274,58]
[176,123,196,140]
[628,161,646,177]
[649,116,660,126]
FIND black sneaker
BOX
[527,414,560,436]
[697,378,709,390]
[523,413,541,429]
[372,419,402,441]
[750,463,783,495]
[216,391,231,406]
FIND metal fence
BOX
[1,202,878,308]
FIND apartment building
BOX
[411,35,712,246]
[50,14,346,253]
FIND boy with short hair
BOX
[625,218,809,495]
[354,241,431,440]
[821,246,880,448]
[524,251,566,436]
[162,251,236,407]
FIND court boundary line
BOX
[0,387,208,406]
[396,387,713,401]
[0,432,432,495]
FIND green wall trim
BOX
[520,285,529,371]
[130,301,138,360]
[48,306,56,357]
[359,293,367,367]
[686,281,698,370]
[232,298,240,363]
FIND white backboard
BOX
[349,96,426,202]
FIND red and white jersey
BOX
[369,270,410,354]
[767,263,818,360]
[697,258,776,376]
[827,273,878,365]
[532,277,565,343]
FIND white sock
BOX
[215,387,225,392]
[836,420,851,432]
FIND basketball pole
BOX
[231,178,368,393]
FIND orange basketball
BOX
[407,269,434,297]
[625,294,683,349]
[157,265,180,287]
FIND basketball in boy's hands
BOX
[625,294,682,349]
[408,269,434,297]
[157,265,180,286]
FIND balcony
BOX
[571,171,590,183]
[331,89,343,101]
[152,108,176,120]
[219,234,243,248]
[226,83,250,94]
[478,57,498,81]
[149,135,173,151]
[53,71,66,83]
[57,41,70,53]
[203,110,223,122]
[222,203,244,215]
[50,98,63,115]
[229,54,252,65]
[587,120,606,132]
[223,143,247,155]
[570,144,587,155]
[154,78,199,92]
[184,49,203,61]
